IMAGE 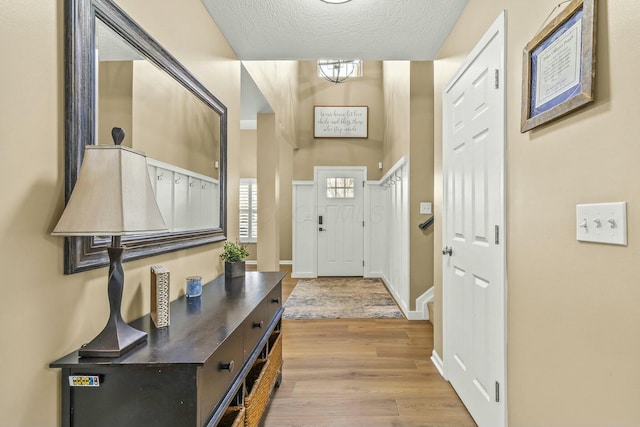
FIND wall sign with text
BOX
[314,106,368,138]
[520,0,596,132]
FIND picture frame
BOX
[314,106,368,138]
[520,0,596,132]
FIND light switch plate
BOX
[576,202,627,245]
[420,202,432,215]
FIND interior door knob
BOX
[442,246,452,256]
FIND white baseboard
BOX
[246,260,293,266]
[291,272,317,279]
[406,310,426,320]
[431,350,446,379]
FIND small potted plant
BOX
[219,241,249,279]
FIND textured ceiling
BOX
[201,0,469,61]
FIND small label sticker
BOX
[69,375,100,387]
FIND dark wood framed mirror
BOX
[64,0,227,274]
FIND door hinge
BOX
[362,181,365,188]
[494,69,499,89]
[495,225,499,245]
[362,260,365,267]
[363,221,365,227]
[495,381,500,402]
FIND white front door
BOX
[316,167,365,276]
[442,12,506,427]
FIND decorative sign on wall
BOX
[520,0,596,132]
[314,106,368,138]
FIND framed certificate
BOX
[520,0,596,132]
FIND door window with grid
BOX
[325,177,355,199]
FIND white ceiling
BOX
[201,0,468,125]
[201,0,469,61]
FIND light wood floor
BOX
[261,267,476,427]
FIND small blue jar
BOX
[186,276,202,298]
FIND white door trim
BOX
[442,10,507,427]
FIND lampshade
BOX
[52,144,167,236]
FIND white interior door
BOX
[442,12,506,427]
[316,167,365,276]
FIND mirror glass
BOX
[96,19,221,231]
[63,0,227,273]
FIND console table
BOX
[50,271,286,427]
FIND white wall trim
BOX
[380,275,411,319]
[292,181,317,278]
[379,156,408,183]
[431,350,446,379]
[415,286,434,320]
[246,260,293,266]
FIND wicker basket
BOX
[244,358,275,427]
[243,332,283,426]
[268,331,283,381]
[218,406,245,427]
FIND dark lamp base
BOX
[79,321,147,358]
[79,240,147,358]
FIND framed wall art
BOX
[520,0,596,132]
[314,106,368,138]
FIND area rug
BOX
[283,277,404,319]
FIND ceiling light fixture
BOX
[317,59,362,84]
[320,0,352,4]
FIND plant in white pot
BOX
[219,241,249,279]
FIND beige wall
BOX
[256,114,280,271]
[132,61,220,178]
[241,62,298,262]
[247,61,385,261]
[409,61,435,307]
[294,61,385,181]
[0,0,240,425]
[434,0,640,425]
[239,129,258,178]
[382,61,411,170]
[242,61,299,148]
[98,61,133,146]
[382,61,435,310]
[278,135,294,261]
